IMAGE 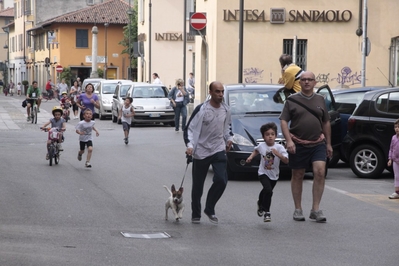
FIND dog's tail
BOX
[163,185,172,196]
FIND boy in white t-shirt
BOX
[246,122,288,222]
[75,109,99,168]
[118,97,135,144]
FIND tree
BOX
[119,5,138,75]
[60,67,72,86]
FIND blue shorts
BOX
[288,143,327,169]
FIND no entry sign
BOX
[190,12,207,31]
[56,65,63,73]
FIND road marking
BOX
[322,182,399,214]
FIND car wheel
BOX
[350,144,385,178]
[328,148,340,168]
[99,112,105,120]
[117,117,122,124]
[169,121,175,127]
[112,111,117,123]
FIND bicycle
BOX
[42,89,57,102]
[41,127,62,166]
[29,97,38,124]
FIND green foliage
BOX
[119,5,138,68]
[97,68,104,78]
[60,67,72,86]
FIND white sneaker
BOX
[389,192,399,199]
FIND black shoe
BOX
[191,218,200,224]
[257,200,264,217]
[264,212,271,222]
[204,211,218,224]
[175,128,179,131]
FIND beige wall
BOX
[137,0,195,89]
[140,0,399,102]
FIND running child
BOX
[246,122,288,222]
[118,96,135,144]
[388,118,399,199]
[41,106,66,160]
[75,109,99,168]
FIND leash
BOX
[180,155,192,187]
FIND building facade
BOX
[6,0,130,89]
[138,0,399,103]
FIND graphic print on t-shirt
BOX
[263,151,275,170]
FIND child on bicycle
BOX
[41,106,66,160]
[26,81,42,121]
[118,97,135,144]
[75,109,99,168]
[60,92,71,120]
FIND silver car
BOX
[126,84,175,126]
[95,79,126,120]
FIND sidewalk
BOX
[0,94,49,130]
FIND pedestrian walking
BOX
[184,81,233,224]
[75,109,99,168]
[168,78,189,131]
[246,122,288,223]
[280,71,332,223]
[152,73,162,84]
[388,118,399,199]
[118,97,135,144]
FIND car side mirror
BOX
[113,95,117,99]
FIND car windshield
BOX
[103,83,118,94]
[120,85,131,97]
[228,90,283,114]
[132,86,168,98]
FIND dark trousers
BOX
[191,150,228,218]
[258,175,277,213]
[173,102,187,130]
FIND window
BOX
[283,39,307,70]
[76,29,88,48]
[25,0,32,15]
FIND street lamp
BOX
[104,22,109,79]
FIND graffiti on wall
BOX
[243,67,264,83]
[331,67,361,86]
[316,73,330,84]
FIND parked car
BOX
[111,80,136,124]
[326,86,382,166]
[224,84,341,180]
[125,83,175,126]
[81,78,105,92]
[342,87,399,178]
[94,80,126,120]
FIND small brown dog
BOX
[163,185,184,221]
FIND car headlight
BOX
[102,99,111,104]
[134,106,144,110]
[233,133,254,146]
[166,106,173,109]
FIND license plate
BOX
[149,113,161,117]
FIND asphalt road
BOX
[0,94,398,266]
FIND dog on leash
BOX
[164,184,184,221]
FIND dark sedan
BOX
[225,84,341,180]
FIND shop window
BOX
[283,39,307,70]
[76,29,89,48]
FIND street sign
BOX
[190,12,207,31]
[56,65,63,73]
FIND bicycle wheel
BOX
[33,105,38,124]
[48,145,54,166]
[31,106,35,124]
[54,147,59,165]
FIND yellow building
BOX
[138,0,399,103]
[8,0,131,88]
